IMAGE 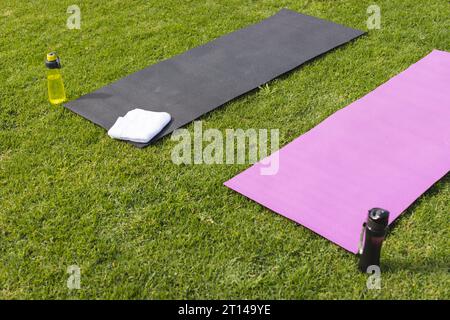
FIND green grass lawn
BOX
[1,0,449,299]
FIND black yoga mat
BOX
[65,9,364,147]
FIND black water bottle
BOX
[358,208,390,272]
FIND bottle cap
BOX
[367,208,389,232]
[45,52,61,69]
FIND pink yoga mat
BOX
[225,50,450,253]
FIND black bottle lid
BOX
[367,208,390,232]
[45,52,62,69]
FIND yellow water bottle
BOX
[45,52,66,105]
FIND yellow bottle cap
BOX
[47,52,57,62]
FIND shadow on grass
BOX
[382,173,449,274]
[383,257,449,274]
[387,172,449,233]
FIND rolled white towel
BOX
[108,108,171,143]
